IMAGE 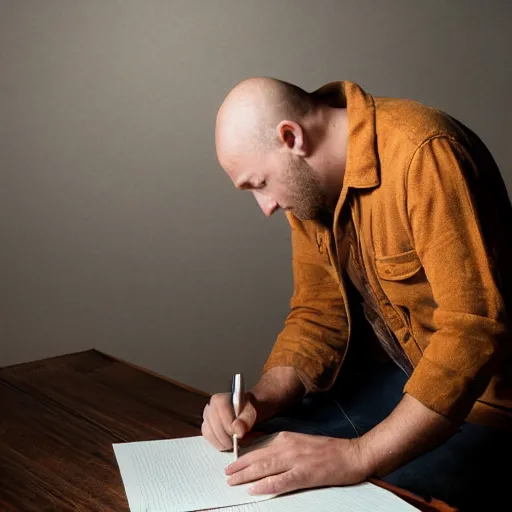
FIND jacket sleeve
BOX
[404,135,508,422]
[262,213,349,393]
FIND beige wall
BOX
[1,0,510,393]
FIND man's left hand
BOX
[224,431,369,496]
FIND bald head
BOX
[215,77,315,161]
[214,76,348,220]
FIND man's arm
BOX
[262,212,349,394]
[249,365,305,423]
[356,135,507,475]
[356,393,459,478]
[358,135,508,474]
[402,136,507,422]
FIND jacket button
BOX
[317,234,325,253]
[403,332,411,342]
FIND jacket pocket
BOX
[374,249,424,331]
[375,249,422,281]
[374,250,426,365]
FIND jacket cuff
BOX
[262,347,338,394]
[404,356,482,423]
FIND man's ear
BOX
[276,120,307,157]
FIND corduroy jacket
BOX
[262,81,512,430]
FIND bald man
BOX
[203,77,512,511]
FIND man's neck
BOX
[311,105,349,211]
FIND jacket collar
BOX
[313,80,380,191]
[312,80,380,232]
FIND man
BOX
[203,77,512,511]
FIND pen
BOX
[231,373,244,460]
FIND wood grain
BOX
[0,350,205,511]
[0,381,128,511]
[1,349,207,441]
[0,349,458,511]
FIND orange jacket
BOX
[263,81,512,430]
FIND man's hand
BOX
[201,366,305,451]
[201,392,259,451]
[224,431,368,496]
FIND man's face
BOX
[271,153,326,220]
[225,152,327,221]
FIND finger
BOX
[249,470,303,496]
[226,449,285,484]
[232,418,250,438]
[200,405,216,446]
[225,450,254,475]
[207,400,235,450]
[232,402,257,438]
[225,432,282,475]
[213,395,237,435]
[202,403,232,451]
[201,416,226,451]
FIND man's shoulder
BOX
[373,95,465,150]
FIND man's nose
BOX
[253,190,279,217]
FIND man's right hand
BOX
[201,366,306,451]
[201,391,260,451]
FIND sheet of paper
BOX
[113,435,277,512]
[207,484,419,511]
[113,434,418,512]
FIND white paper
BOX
[207,484,419,511]
[112,435,276,512]
[113,435,418,512]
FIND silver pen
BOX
[231,373,244,460]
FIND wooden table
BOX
[0,349,457,511]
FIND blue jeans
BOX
[255,361,512,512]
